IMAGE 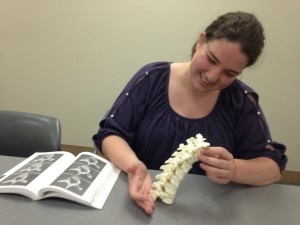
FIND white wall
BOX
[1,0,299,171]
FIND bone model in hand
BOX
[150,133,210,204]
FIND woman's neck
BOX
[174,62,220,99]
[169,62,220,119]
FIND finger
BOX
[140,183,151,195]
[134,184,149,198]
[136,197,155,216]
[199,152,234,171]
[130,186,153,203]
[199,154,225,169]
[129,187,148,200]
[201,168,232,185]
[202,147,233,160]
[209,175,230,184]
[200,162,231,177]
[131,193,149,203]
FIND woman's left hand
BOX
[198,147,236,184]
[127,161,155,216]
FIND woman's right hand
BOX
[127,161,155,216]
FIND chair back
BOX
[0,110,61,157]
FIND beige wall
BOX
[1,0,299,171]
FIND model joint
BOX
[150,133,210,204]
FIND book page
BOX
[0,151,75,200]
[40,152,120,209]
[89,160,120,209]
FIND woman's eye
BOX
[225,71,236,77]
[207,56,216,65]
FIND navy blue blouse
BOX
[93,62,287,175]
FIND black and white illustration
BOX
[0,154,63,186]
[50,155,107,196]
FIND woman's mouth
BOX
[199,73,211,87]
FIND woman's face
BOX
[190,33,248,92]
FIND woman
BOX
[93,11,287,215]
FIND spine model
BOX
[150,133,210,204]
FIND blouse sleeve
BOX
[92,62,167,151]
[233,81,287,171]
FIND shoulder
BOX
[220,80,260,111]
[127,61,172,89]
[121,62,171,99]
[231,80,259,102]
[227,79,259,101]
[135,61,172,76]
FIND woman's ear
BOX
[197,32,206,45]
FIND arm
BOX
[202,83,286,185]
[102,135,155,215]
[102,135,140,172]
[199,147,281,186]
[232,157,281,186]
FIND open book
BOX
[0,151,120,209]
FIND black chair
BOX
[0,110,62,157]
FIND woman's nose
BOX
[206,68,222,83]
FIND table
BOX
[0,155,299,225]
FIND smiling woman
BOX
[189,36,247,92]
[92,11,287,215]
[191,11,265,67]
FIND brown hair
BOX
[191,11,265,67]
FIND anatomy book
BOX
[0,151,120,209]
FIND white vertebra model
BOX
[150,133,210,204]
